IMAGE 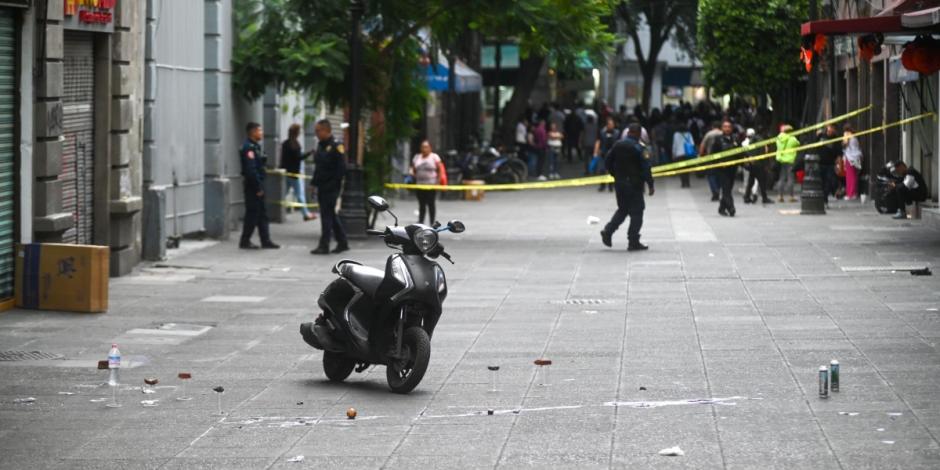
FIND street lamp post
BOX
[340,0,368,238]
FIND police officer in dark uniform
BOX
[239,122,279,250]
[593,116,620,192]
[310,119,349,255]
[599,123,654,251]
[710,120,740,217]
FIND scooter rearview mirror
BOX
[367,196,389,212]
[447,220,465,233]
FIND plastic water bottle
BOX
[108,344,121,386]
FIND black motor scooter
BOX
[300,195,465,394]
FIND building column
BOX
[203,0,229,239]
[108,0,144,275]
[32,4,72,242]
[141,0,164,260]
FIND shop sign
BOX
[63,0,116,33]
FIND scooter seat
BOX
[339,262,385,298]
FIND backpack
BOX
[682,133,697,158]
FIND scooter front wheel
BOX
[386,327,430,394]
[323,351,356,382]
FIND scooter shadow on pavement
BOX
[297,375,434,397]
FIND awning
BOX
[801,1,940,36]
[424,57,482,93]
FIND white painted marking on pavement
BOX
[201,296,267,303]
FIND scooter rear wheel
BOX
[323,351,356,382]
[386,327,430,394]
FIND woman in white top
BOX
[410,140,446,224]
[671,125,695,188]
[547,122,564,180]
[842,124,862,200]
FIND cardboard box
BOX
[15,244,109,313]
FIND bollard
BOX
[801,154,826,215]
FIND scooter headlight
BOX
[413,228,439,254]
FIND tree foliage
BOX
[232,0,616,190]
[614,0,698,111]
[697,0,808,96]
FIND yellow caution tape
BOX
[654,112,937,177]
[266,169,312,180]
[384,111,934,191]
[651,105,873,174]
[386,175,614,191]
[273,200,319,209]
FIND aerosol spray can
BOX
[818,365,829,399]
[830,360,840,392]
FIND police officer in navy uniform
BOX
[239,122,279,250]
[599,123,654,251]
[593,116,620,192]
[310,119,349,255]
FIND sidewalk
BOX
[1,174,939,469]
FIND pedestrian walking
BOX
[671,123,696,188]
[599,124,654,251]
[547,122,563,179]
[563,109,584,162]
[310,119,349,255]
[593,116,619,192]
[742,128,774,204]
[842,124,862,200]
[775,124,800,203]
[699,121,723,201]
[411,140,446,224]
[711,120,740,217]
[239,122,280,250]
[531,120,548,181]
[816,124,842,205]
[515,117,529,162]
[280,124,316,221]
[581,113,599,165]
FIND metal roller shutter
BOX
[62,32,95,245]
[0,10,15,300]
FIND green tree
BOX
[697,0,808,98]
[232,0,615,190]
[614,0,698,113]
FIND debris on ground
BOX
[140,400,159,407]
[347,408,357,419]
[57,392,75,395]
[587,216,600,225]
[658,446,685,456]
[287,455,304,463]
[13,397,36,404]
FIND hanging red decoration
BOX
[902,36,940,75]
[857,34,883,63]
[813,34,828,55]
[800,48,814,72]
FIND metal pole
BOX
[493,42,501,144]
[340,0,368,238]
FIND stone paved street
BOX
[2,176,940,469]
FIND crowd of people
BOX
[514,99,878,215]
